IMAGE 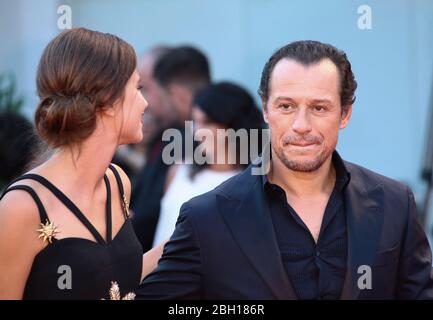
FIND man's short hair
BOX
[154,46,210,91]
[146,45,171,67]
[259,40,357,111]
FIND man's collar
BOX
[332,150,351,191]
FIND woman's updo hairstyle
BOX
[35,28,136,147]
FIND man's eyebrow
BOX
[272,96,332,104]
[273,96,332,105]
[309,99,333,104]
[273,96,296,103]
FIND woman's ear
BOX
[340,105,352,129]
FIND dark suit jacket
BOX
[136,156,433,299]
[130,135,170,252]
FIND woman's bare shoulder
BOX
[0,188,44,252]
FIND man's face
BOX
[138,55,175,128]
[263,58,352,172]
[164,83,194,125]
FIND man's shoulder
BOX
[344,160,410,196]
[180,167,256,214]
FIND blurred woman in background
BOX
[153,82,265,247]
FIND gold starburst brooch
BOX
[37,220,59,244]
[105,281,136,300]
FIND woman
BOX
[152,82,265,247]
[0,28,163,299]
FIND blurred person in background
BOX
[154,46,211,125]
[0,112,39,191]
[112,46,173,178]
[139,46,177,130]
[131,45,211,251]
[152,82,265,247]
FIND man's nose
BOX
[291,108,312,135]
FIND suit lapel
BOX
[217,167,297,300]
[340,176,384,300]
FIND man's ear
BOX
[340,105,352,129]
[262,100,269,124]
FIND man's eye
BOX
[137,85,143,91]
[279,104,294,110]
[313,105,326,112]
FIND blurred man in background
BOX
[112,46,173,178]
[154,46,211,126]
[131,45,211,251]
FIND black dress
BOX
[0,164,143,300]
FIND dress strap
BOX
[5,174,109,244]
[1,174,42,195]
[103,174,112,242]
[108,164,130,220]
[0,184,50,224]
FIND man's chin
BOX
[280,152,328,173]
[287,162,323,173]
[285,152,320,163]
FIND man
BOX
[136,41,433,299]
[131,46,211,251]
[130,46,174,251]
[138,46,176,130]
[112,47,172,178]
[153,46,211,126]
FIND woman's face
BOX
[141,109,159,145]
[192,106,227,163]
[116,70,148,144]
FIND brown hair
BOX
[35,28,136,147]
[259,40,357,112]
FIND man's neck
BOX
[267,150,336,198]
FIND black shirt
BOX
[263,151,350,300]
